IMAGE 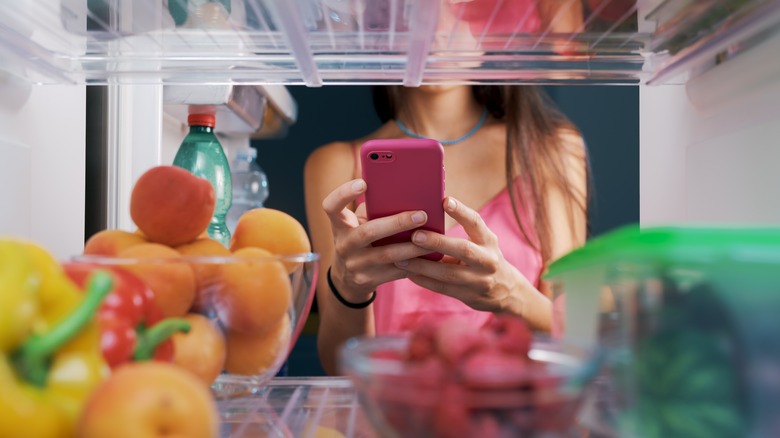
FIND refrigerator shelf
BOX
[218,377,379,438]
[0,0,777,86]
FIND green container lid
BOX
[545,224,780,278]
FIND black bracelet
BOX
[327,267,376,309]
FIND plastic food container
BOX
[546,225,780,438]
[70,252,318,398]
[339,336,592,438]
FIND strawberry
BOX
[433,318,488,364]
[487,315,533,357]
[459,350,530,389]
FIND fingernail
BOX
[396,260,409,267]
[411,211,426,224]
[352,180,366,192]
[447,198,457,210]
[413,231,427,243]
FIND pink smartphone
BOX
[361,139,445,261]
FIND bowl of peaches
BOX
[68,166,318,398]
[339,316,595,438]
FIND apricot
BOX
[230,208,311,256]
[118,243,196,318]
[175,237,231,313]
[214,247,291,334]
[171,314,226,386]
[224,314,291,376]
[77,362,218,438]
[130,165,216,247]
[83,229,146,256]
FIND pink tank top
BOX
[352,144,544,335]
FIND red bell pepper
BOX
[63,263,190,367]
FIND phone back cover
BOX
[361,139,445,259]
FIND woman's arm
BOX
[304,142,373,375]
[544,130,589,263]
[304,142,430,374]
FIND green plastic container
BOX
[546,225,780,438]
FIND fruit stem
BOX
[12,270,113,387]
[133,318,191,361]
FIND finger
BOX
[373,266,413,285]
[395,258,479,286]
[344,265,411,293]
[322,179,367,229]
[409,230,488,266]
[407,274,473,305]
[346,210,428,248]
[355,202,368,225]
[443,197,494,245]
[440,255,461,265]
[350,242,432,270]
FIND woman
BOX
[304,85,589,374]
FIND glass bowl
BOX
[339,335,592,438]
[70,252,318,398]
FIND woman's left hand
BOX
[395,197,543,320]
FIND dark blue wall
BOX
[253,86,379,231]
[253,85,639,376]
[254,86,638,238]
[544,86,639,236]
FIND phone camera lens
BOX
[370,153,379,160]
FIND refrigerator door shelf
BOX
[163,84,296,136]
[9,0,778,86]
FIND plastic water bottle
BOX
[173,110,232,247]
[227,147,269,234]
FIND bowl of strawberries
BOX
[339,315,594,438]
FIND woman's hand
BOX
[322,178,432,303]
[395,197,551,329]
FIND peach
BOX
[175,237,231,313]
[83,229,146,256]
[230,208,311,256]
[214,247,291,334]
[130,165,216,247]
[118,243,196,318]
[77,362,219,438]
[224,314,291,376]
[171,314,226,386]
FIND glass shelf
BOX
[217,377,379,438]
[0,0,777,86]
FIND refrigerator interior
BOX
[2,0,780,255]
[1,0,780,434]
[1,0,779,261]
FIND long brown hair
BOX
[372,85,590,265]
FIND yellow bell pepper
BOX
[0,240,112,438]
[0,241,40,351]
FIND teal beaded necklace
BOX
[395,107,488,145]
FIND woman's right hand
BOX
[322,178,432,303]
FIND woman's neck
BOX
[396,86,485,142]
